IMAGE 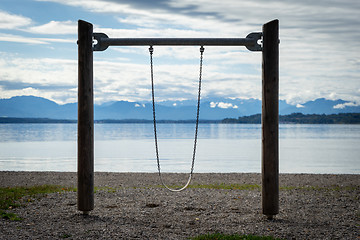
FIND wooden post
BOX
[261,19,279,219]
[77,20,94,214]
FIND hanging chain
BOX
[149,45,204,192]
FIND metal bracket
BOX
[93,32,263,52]
[245,32,263,51]
[93,32,109,51]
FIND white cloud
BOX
[0,54,77,104]
[36,37,75,43]
[210,102,239,109]
[0,48,235,105]
[4,0,360,105]
[27,20,77,35]
[210,102,217,108]
[40,0,250,36]
[333,102,359,109]
[134,103,145,108]
[0,10,32,29]
[0,87,40,98]
[0,33,48,44]
[0,33,74,44]
[0,56,77,85]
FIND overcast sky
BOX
[0,0,359,106]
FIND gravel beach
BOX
[0,172,359,239]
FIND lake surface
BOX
[0,123,359,174]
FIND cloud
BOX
[0,48,261,105]
[0,33,49,44]
[0,8,76,47]
[5,0,359,105]
[0,54,77,104]
[333,102,359,109]
[27,20,77,35]
[0,10,32,29]
[0,56,77,85]
[135,103,145,107]
[0,33,74,44]
[39,0,248,35]
[210,102,238,109]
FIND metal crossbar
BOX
[92,32,262,51]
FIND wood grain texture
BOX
[77,20,94,212]
[262,19,279,218]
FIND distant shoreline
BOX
[0,112,359,124]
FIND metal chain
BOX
[149,45,204,192]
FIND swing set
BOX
[77,19,279,219]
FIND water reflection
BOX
[0,123,359,173]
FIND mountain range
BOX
[0,95,359,120]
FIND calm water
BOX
[0,124,359,174]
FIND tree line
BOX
[1,113,359,124]
[222,113,360,124]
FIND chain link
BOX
[150,46,204,192]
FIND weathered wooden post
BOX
[261,19,279,220]
[77,20,94,214]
